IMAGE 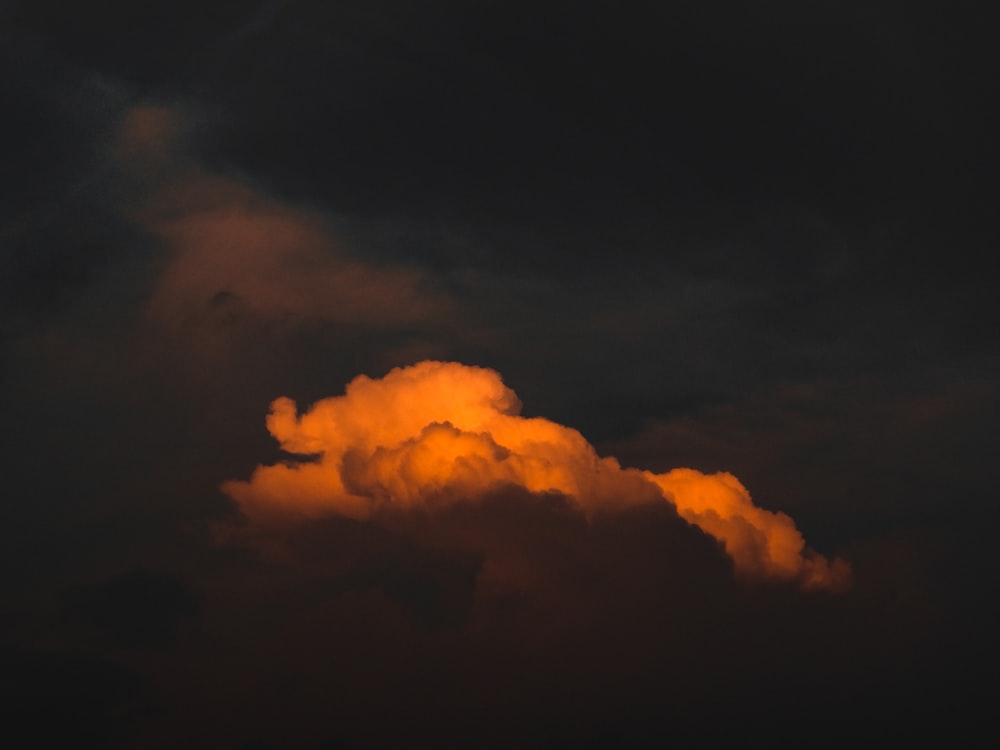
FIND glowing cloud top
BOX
[223,361,850,591]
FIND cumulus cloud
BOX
[223,361,850,590]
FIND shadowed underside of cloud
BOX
[223,360,849,591]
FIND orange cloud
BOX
[147,193,444,328]
[109,103,448,335]
[114,104,180,168]
[223,361,850,591]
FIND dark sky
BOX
[2,2,997,748]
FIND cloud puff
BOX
[223,361,849,590]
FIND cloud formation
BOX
[148,192,445,328]
[224,361,849,590]
[107,103,449,337]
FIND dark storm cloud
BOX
[600,367,997,532]
[169,484,990,748]
[59,568,200,651]
[5,0,257,90]
[0,35,129,328]
[2,1,997,747]
[0,647,150,748]
[6,1,993,399]
[180,490,732,747]
[34,0,983,438]
[220,512,485,630]
[14,1,995,233]
[161,0,995,293]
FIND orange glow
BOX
[223,361,850,590]
[147,202,446,329]
[114,104,178,166]
[113,103,449,338]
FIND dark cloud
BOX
[0,648,150,748]
[2,1,997,747]
[108,486,986,747]
[17,2,994,235]
[59,568,200,651]
[167,492,729,747]
[175,0,994,294]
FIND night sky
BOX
[2,2,997,748]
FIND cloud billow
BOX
[224,360,849,591]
